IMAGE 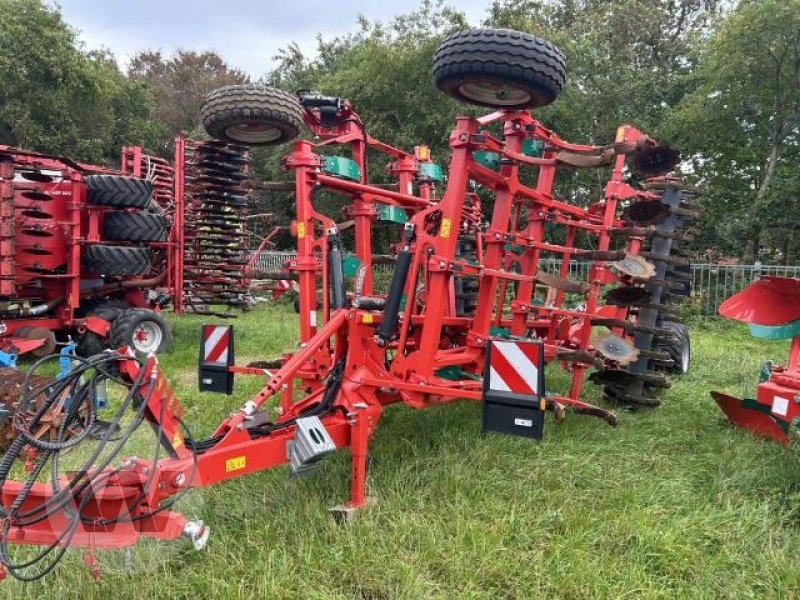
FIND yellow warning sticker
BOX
[440,218,452,238]
[615,126,625,143]
[172,431,183,448]
[362,313,374,324]
[225,456,246,472]
[297,222,306,239]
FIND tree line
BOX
[0,0,797,264]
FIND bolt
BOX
[174,473,186,487]
[439,261,446,269]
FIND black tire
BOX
[201,84,303,146]
[659,321,690,375]
[76,307,124,357]
[76,298,131,320]
[84,175,152,208]
[103,212,168,242]
[82,245,150,277]
[433,28,566,109]
[110,309,172,355]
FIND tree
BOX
[129,50,249,136]
[0,0,160,165]
[666,0,800,262]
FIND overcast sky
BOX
[55,1,490,79]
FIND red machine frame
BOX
[0,99,683,575]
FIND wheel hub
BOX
[132,321,163,354]
[224,122,282,144]
[458,81,531,106]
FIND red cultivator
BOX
[712,277,800,443]
[0,29,698,581]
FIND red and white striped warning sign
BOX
[488,340,541,395]
[202,325,231,364]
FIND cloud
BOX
[55,0,489,76]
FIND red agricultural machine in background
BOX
[0,145,175,361]
[712,277,800,443]
[0,29,699,582]
[0,136,254,365]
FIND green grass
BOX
[5,304,800,599]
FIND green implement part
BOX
[322,155,361,182]
[377,204,407,224]
[748,320,800,340]
[418,163,445,183]
[522,139,545,157]
[473,151,500,171]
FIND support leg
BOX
[330,403,379,522]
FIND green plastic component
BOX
[342,256,361,277]
[377,204,407,224]
[435,366,481,382]
[522,139,545,157]
[748,319,800,340]
[418,162,445,183]
[489,327,510,338]
[322,155,361,182]
[435,366,462,381]
[473,151,500,171]
[759,361,773,383]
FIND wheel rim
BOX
[224,122,282,143]
[132,321,163,354]
[458,81,531,106]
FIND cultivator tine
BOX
[555,348,606,369]
[608,225,656,238]
[591,317,678,339]
[583,249,626,261]
[535,271,590,294]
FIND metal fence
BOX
[250,251,800,318]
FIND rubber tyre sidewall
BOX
[110,309,172,355]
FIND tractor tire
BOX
[659,321,690,375]
[82,245,151,277]
[201,84,303,146]
[110,308,172,355]
[103,212,168,242]
[76,307,124,357]
[433,28,566,109]
[84,175,152,209]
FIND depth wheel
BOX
[201,84,303,146]
[433,28,566,109]
[110,309,172,355]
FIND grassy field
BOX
[4,302,800,599]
